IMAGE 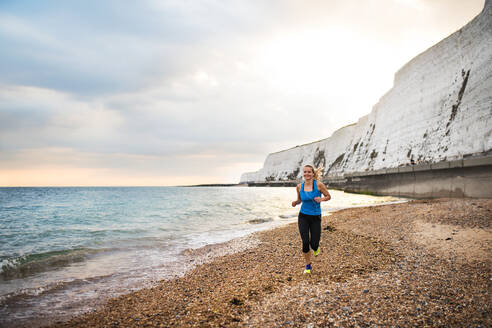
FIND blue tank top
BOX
[300,180,322,215]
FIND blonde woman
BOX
[291,165,331,274]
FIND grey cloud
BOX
[2,0,482,98]
[0,0,284,97]
[0,0,484,184]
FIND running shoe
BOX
[303,263,312,274]
[313,248,320,256]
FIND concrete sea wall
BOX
[327,156,492,198]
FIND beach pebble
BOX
[48,198,491,328]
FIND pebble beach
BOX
[35,198,492,327]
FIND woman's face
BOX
[303,166,314,180]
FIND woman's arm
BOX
[314,181,331,203]
[291,184,302,207]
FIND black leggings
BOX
[298,212,321,253]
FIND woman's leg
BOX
[309,215,322,252]
[298,213,311,265]
[303,249,311,265]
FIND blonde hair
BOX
[304,165,324,180]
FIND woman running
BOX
[291,165,331,274]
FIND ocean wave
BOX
[0,248,104,281]
[0,272,116,306]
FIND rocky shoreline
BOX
[39,198,492,327]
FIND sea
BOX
[0,186,405,326]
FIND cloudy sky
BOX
[0,0,485,186]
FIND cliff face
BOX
[241,1,492,184]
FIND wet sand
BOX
[37,198,491,327]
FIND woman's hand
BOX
[292,200,299,207]
[314,197,322,203]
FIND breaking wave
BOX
[0,248,104,280]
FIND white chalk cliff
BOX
[241,1,492,183]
